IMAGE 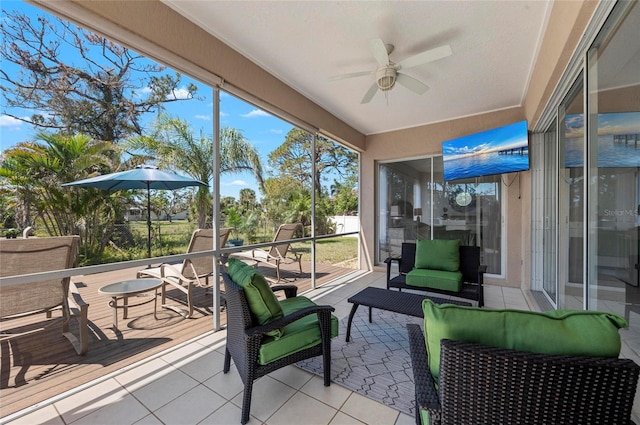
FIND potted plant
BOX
[243,211,260,244]
[4,228,19,239]
[225,207,244,246]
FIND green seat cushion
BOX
[422,299,627,382]
[227,258,284,335]
[415,239,460,272]
[258,296,339,365]
[406,269,463,292]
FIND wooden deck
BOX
[0,261,354,418]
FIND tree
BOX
[239,188,257,213]
[268,128,357,199]
[0,132,122,260]
[331,176,359,215]
[128,116,264,228]
[0,9,197,143]
[149,189,191,222]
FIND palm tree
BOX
[0,132,120,259]
[128,115,264,228]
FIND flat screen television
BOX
[442,120,529,181]
[564,111,640,168]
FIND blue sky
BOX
[0,1,294,200]
[442,120,528,160]
[564,112,640,139]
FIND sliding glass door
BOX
[377,156,503,275]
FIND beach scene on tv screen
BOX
[442,120,529,181]
[564,112,640,168]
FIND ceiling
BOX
[162,1,552,136]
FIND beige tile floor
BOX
[3,271,639,425]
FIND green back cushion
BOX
[227,258,284,331]
[414,239,460,271]
[258,296,339,365]
[422,299,627,382]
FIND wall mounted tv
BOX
[564,111,640,168]
[442,120,529,181]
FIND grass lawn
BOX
[124,221,358,267]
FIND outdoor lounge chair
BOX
[232,223,303,283]
[137,228,231,318]
[222,258,337,424]
[0,236,89,356]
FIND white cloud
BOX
[137,86,191,100]
[169,87,192,100]
[241,109,269,118]
[220,111,229,117]
[0,115,23,129]
[137,86,153,98]
[269,128,283,134]
[223,180,249,187]
[195,114,211,121]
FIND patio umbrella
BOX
[62,165,207,257]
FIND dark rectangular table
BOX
[345,287,472,341]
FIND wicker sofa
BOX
[408,301,640,425]
[386,240,486,306]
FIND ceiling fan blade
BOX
[370,38,390,67]
[396,45,452,70]
[360,82,379,104]
[397,73,429,95]
[328,70,375,82]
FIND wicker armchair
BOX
[386,242,486,306]
[407,324,640,425]
[222,271,336,424]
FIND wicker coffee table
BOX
[345,287,471,342]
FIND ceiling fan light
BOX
[376,67,396,91]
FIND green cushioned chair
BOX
[387,241,486,306]
[222,259,338,424]
[407,239,463,292]
[407,301,639,425]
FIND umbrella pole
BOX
[147,184,152,258]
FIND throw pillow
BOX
[227,258,284,337]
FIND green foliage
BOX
[127,115,264,228]
[241,211,261,244]
[330,177,359,215]
[239,188,258,213]
[0,132,124,260]
[224,206,244,240]
[267,128,358,200]
[149,188,193,221]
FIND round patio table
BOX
[99,278,162,331]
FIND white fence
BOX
[330,215,359,237]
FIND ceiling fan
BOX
[329,39,452,104]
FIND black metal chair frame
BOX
[407,324,640,425]
[386,242,486,307]
[222,272,335,424]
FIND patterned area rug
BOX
[297,307,423,417]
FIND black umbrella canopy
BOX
[63,165,207,257]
